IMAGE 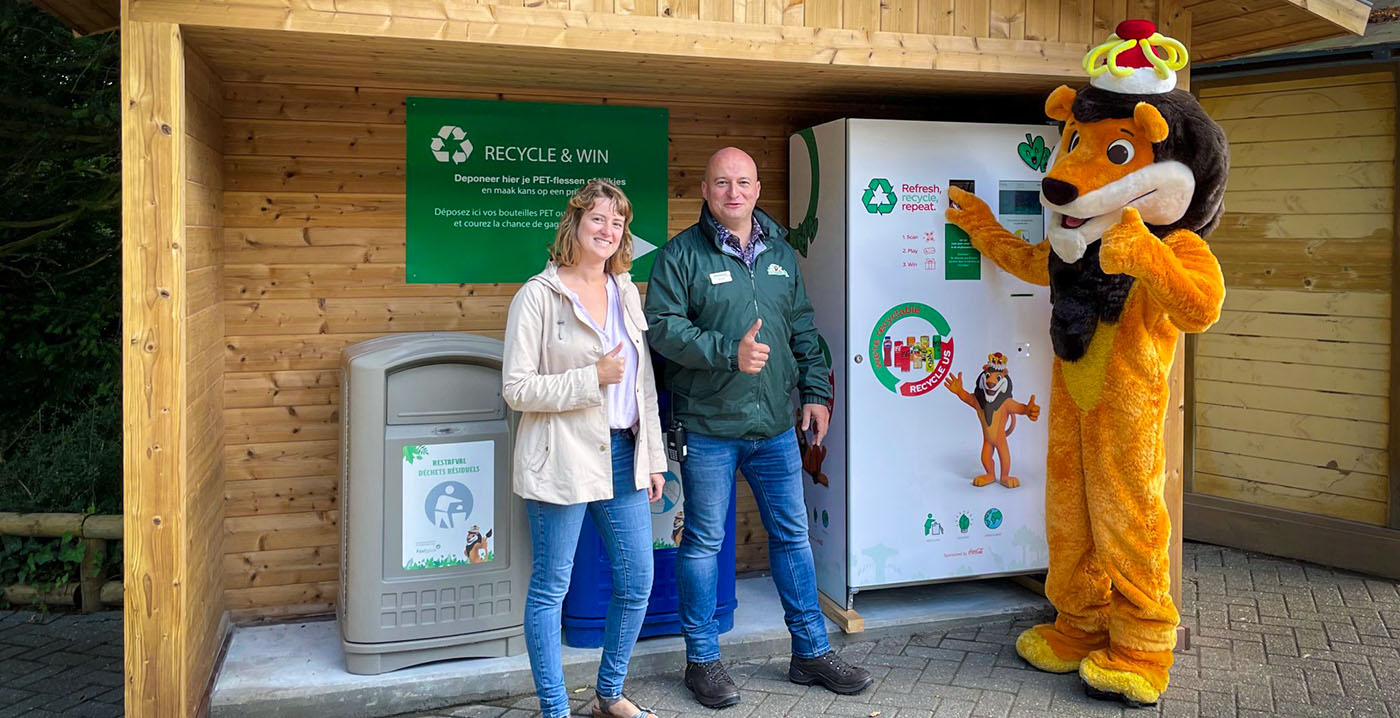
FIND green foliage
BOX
[403,555,472,570]
[0,400,120,513]
[0,4,121,516]
[0,530,115,610]
[0,533,83,588]
[0,530,123,609]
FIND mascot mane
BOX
[1046,85,1229,362]
[1069,86,1230,236]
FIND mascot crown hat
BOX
[1084,19,1190,95]
[985,352,1008,371]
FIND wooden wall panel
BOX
[218,80,971,618]
[184,45,227,714]
[989,0,1025,38]
[463,0,1140,39]
[206,0,1211,622]
[1193,69,1395,527]
[1024,0,1060,40]
[186,0,1239,624]
[124,20,228,718]
[123,0,1364,63]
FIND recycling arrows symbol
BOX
[430,125,473,164]
[861,178,897,214]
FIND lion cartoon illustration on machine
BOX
[944,352,1040,488]
[671,511,685,547]
[464,525,492,564]
[944,19,1228,707]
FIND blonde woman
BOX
[502,179,667,718]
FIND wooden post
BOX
[80,538,107,613]
[122,14,190,718]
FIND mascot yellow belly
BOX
[945,18,1227,707]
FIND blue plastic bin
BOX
[561,484,737,648]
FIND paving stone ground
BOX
[3,541,1397,718]
[0,609,123,718]
[407,542,1400,718]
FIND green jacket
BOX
[644,205,831,440]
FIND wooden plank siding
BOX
[182,44,228,716]
[123,0,1366,65]
[217,80,1035,618]
[123,20,228,717]
[1192,69,1395,527]
[136,0,1114,37]
[197,0,1211,621]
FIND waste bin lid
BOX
[387,361,504,425]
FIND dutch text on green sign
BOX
[407,98,669,283]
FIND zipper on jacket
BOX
[737,243,771,418]
[731,240,771,323]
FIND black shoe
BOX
[684,660,741,708]
[1083,680,1158,709]
[789,650,874,695]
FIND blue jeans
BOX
[678,427,829,662]
[523,432,653,718]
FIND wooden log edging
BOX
[3,579,123,608]
[0,512,122,612]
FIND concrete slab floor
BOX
[407,543,1400,718]
[210,575,1049,718]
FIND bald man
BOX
[645,148,872,708]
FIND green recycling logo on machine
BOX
[861,178,897,214]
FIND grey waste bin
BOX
[339,332,528,674]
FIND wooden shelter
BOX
[1185,7,1400,581]
[34,0,1373,714]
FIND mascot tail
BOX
[1005,413,1017,437]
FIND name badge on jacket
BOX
[709,270,733,285]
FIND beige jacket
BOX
[502,262,668,505]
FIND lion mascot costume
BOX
[944,19,1228,707]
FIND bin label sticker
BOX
[402,440,496,570]
[650,464,685,549]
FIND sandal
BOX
[589,692,658,718]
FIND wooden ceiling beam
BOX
[128,0,1090,83]
[29,0,119,35]
[1277,0,1369,35]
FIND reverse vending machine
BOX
[789,119,1054,609]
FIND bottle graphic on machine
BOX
[893,341,905,372]
[883,336,893,367]
[910,343,923,371]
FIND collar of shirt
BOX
[710,216,767,268]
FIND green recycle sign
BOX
[861,178,897,215]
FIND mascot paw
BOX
[999,476,1021,489]
[1015,627,1083,674]
[1099,207,1152,276]
[972,474,996,487]
[1079,651,1162,708]
[945,187,996,232]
